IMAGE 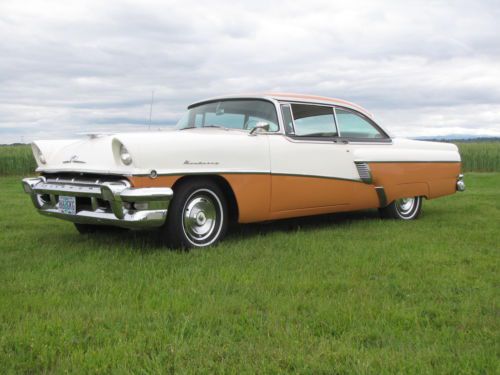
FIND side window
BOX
[335,108,385,139]
[290,104,337,137]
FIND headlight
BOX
[120,144,132,165]
[32,144,46,164]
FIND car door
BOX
[269,103,361,213]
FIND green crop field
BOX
[456,142,500,172]
[0,145,36,176]
[0,173,498,373]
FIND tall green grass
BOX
[455,142,500,172]
[0,145,37,176]
[0,142,498,175]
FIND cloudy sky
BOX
[1,0,499,143]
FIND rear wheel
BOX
[379,196,422,220]
[161,179,228,249]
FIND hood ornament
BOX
[63,155,86,164]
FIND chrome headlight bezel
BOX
[32,143,46,164]
[119,144,133,165]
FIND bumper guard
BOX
[456,174,465,192]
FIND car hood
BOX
[33,128,270,175]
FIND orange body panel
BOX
[368,162,460,202]
[130,175,181,188]
[270,175,379,213]
[221,174,271,222]
[129,173,272,223]
[127,162,460,224]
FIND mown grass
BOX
[0,173,498,373]
[1,141,499,176]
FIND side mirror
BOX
[249,122,270,136]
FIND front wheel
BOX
[379,196,423,220]
[161,179,228,249]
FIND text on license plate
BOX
[59,196,76,215]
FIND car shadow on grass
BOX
[67,209,382,252]
[227,209,381,239]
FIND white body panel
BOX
[35,128,271,176]
[269,136,358,180]
[116,129,270,175]
[34,130,460,178]
[351,139,460,163]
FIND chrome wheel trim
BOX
[181,189,223,247]
[395,197,420,218]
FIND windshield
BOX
[176,99,279,132]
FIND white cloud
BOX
[0,0,499,143]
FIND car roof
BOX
[189,92,373,118]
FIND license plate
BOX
[59,196,76,215]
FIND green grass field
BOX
[0,173,498,373]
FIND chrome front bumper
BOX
[22,176,173,228]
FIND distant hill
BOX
[414,135,500,142]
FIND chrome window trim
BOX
[283,136,338,145]
[287,103,296,135]
[342,140,393,144]
[332,106,341,137]
[280,103,294,135]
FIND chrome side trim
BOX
[375,186,388,207]
[355,162,372,184]
[22,176,173,229]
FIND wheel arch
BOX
[171,174,239,223]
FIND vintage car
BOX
[22,93,465,248]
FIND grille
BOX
[43,172,125,186]
[355,162,372,183]
[41,173,127,213]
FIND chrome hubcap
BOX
[183,194,218,242]
[396,197,416,215]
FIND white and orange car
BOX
[22,93,465,248]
